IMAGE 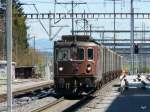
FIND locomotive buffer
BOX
[120,74,150,93]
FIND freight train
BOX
[54,35,123,94]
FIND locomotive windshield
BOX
[77,48,84,60]
[56,48,69,61]
[71,47,84,60]
[88,48,94,60]
[55,47,84,61]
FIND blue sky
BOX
[20,0,150,52]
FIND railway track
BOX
[31,78,119,112]
[0,80,53,103]
[31,97,65,112]
[64,79,120,112]
[31,90,95,112]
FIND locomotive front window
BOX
[56,48,69,61]
[88,48,94,60]
[70,47,84,60]
[77,48,84,60]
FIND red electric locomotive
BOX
[54,35,123,94]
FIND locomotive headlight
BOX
[87,66,92,71]
[59,67,63,71]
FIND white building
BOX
[0,60,16,80]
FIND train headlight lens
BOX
[87,66,92,71]
[59,67,63,71]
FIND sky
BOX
[19,0,150,52]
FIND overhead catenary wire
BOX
[22,0,54,4]
[54,1,79,24]
[49,27,64,41]
[24,1,51,40]
[33,4,50,37]
[32,0,67,41]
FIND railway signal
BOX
[134,43,139,54]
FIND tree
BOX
[0,0,44,66]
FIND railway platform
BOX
[80,74,150,112]
[0,79,53,102]
[120,74,150,92]
[89,86,150,112]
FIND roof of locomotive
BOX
[55,35,98,46]
[61,35,93,42]
[56,35,101,44]
[55,35,122,57]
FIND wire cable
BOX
[32,4,50,38]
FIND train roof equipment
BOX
[61,35,92,42]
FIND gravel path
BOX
[0,96,57,112]
[13,97,57,112]
[76,79,120,112]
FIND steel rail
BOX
[0,81,53,103]
[30,78,118,112]
[30,91,92,112]
[63,78,119,112]
[31,97,65,112]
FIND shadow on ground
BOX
[105,89,150,112]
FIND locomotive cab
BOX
[54,35,98,94]
[54,35,123,95]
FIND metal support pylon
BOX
[6,0,12,112]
